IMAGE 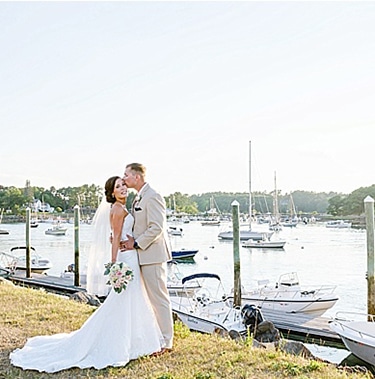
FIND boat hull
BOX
[226,286,338,316]
[12,257,52,274]
[330,320,375,366]
[242,241,286,249]
[45,229,67,236]
[13,266,51,274]
[171,297,249,336]
[173,309,232,334]
[326,220,352,228]
[241,296,338,316]
[218,230,273,241]
[171,249,198,260]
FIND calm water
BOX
[0,219,368,318]
[1,219,370,363]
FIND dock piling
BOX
[364,196,375,315]
[25,207,31,278]
[74,205,80,287]
[231,200,241,307]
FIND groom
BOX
[122,163,174,353]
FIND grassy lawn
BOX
[0,278,372,379]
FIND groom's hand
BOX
[119,235,135,251]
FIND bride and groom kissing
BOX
[10,163,174,373]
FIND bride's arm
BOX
[110,207,125,263]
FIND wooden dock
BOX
[5,272,343,348]
[7,271,87,296]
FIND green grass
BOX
[0,279,372,379]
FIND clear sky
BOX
[1,1,374,196]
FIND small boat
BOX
[1,246,53,274]
[218,142,273,243]
[242,236,286,249]
[201,220,221,226]
[0,229,9,235]
[218,229,273,241]
[167,261,201,296]
[281,219,298,228]
[168,226,183,236]
[268,222,282,232]
[171,248,198,260]
[170,272,274,339]
[330,312,375,366]
[30,219,39,228]
[326,220,352,229]
[45,224,67,236]
[226,272,338,316]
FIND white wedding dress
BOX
[10,214,165,373]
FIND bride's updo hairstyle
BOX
[105,176,121,204]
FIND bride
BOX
[10,176,165,373]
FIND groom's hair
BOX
[126,163,146,178]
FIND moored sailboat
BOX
[218,141,273,241]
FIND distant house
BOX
[34,199,54,213]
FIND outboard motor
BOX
[242,304,280,343]
[241,304,264,332]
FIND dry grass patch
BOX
[0,279,373,379]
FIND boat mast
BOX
[249,140,252,230]
[274,171,279,223]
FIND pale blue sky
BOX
[1,1,375,195]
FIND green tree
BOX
[1,187,26,214]
[327,195,346,216]
[342,185,375,215]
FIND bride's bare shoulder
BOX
[111,203,127,217]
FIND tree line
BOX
[1,181,375,218]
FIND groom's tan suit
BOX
[132,183,173,349]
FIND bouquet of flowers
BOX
[104,262,134,294]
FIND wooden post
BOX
[232,200,242,307]
[74,205,80,287]
[364,196,375,315]
[25,207,31,278]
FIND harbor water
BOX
[0,219,369,364]
[0,219,368,318]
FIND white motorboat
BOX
[1,246,53,274]
[330,312,375,366]
[170,272,269,338]
[168,226,183,236]
[218,229,273,241]
[45,224,67,236]
[326,220,352,229]
[201,220,221,226]
[226,272,338,316]
[167,261,201,297]
[242,236,286,249]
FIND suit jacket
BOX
[132,183,171,265]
